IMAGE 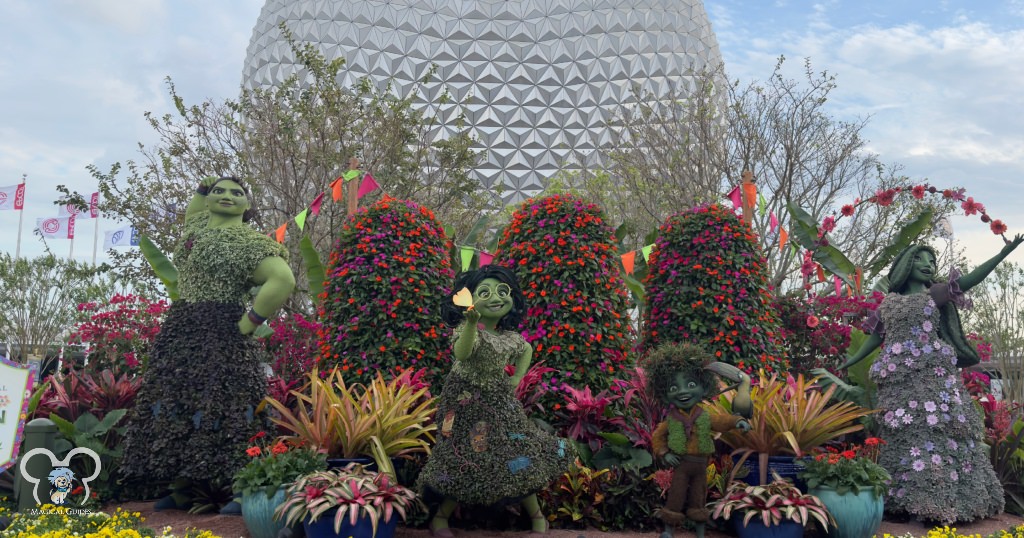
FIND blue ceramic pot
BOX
[811,486,884,538]
[241,488,288,538]
[304,510,399,538]
[732,516,804,538]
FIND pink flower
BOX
[821,216,836,233]
[841,205,855,217]
[961,197,985,216]
[911,185,926,199]
[874,189,896,207]
[806,315,820,328]
[991,219,1008,235]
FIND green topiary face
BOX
[317,197,454,384]
[641,203,786,373]
[494,193,635,404]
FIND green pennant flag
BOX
[758,193,768,218]
[641,244,654,262]
[460,246,475,271]
[294,209,309,230]
[343,169,360,182]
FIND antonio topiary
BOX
[494,193,634,398]
[641,203,786,372]
[317,196,454,383]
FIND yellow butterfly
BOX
[453,287,474,310]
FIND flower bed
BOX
[0,505,221,538]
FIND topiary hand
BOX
[238,315,257,336]
[664,453,681,467]
[735,419,751,432]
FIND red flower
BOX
[841,450,857,459]
[821,216,836,233]
[840,205,855,217]
[249,431,267,443]
[246,446,261,457]
[864,437,882,446]
[271,442,289,455]
[874,189,896,207]
[806,315,820,328]
[991,219,1008,235]
[961,197,985,216]
[911,185,926,199]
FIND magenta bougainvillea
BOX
[774,292,884,372]
[68,294,169,374]
[317,196,454,384]
[260,312,321,383]
[495,194,634,398]
[641,203,786,372]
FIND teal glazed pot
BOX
[241,488,288,538]
[810,486,884,538]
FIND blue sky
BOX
[1,0,1022,269]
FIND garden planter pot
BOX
[734,454,807,490]
[810,486,884,538]
[731,516,804,538]
[304,510,399,538]
[241,488,288,538]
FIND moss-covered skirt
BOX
[417,369,573,505]
[120,301,265,485]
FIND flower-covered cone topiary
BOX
[495,193,634,398]
[317,196,454,383]
[642,203,786,372]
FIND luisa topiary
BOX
[494,193,634,401]
[641,203,786,372]
[317,196,454,384]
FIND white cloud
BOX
[58,0,167,35]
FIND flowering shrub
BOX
[232,431,326,497]
[495,194,634,398]
[260,312,320,383]
[775,291,883,371]
[68,294,168,374]
[798,437,891,496]
[0,505,219,538]
[642,203,786,372]
[881,524,1024,537]
[317,197,453,384]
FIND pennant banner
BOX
[478,251,494,267]
[104,225,139,249]
[0,184,25,211]
[757,193,767,218]
[460,246,474,271]
[275,223,287,244]
[37,216,75,239]
[357,173,380,199]
[778,228,789,252]
[726,186,741,211]
[343,169,360,182]
[834,275,843,296]
[743,182,757,210]
[640,244,654,262]
[294,209,309,230]
[310,193,325,216]
[330,178,343,202]
[769,212,779,233]
[621,250,636,274]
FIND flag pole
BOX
[92,214,100,266]
[14,174,25,260]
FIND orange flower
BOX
[246,446,262,457]
[271,442,289,455]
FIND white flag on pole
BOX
[57,192,99,219]
[103,225,139,249]
[36,216,75,239]
[0,183,26,211]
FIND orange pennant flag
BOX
[816,264,826,283]
[778,228,789,252]
[855,267,863,295]
[330,177,343,202]
[621,251,636,274]
[275,223,287,243]
[743,182,757,210]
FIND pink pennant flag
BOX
[478,251,494,266]
[834,275,843,296]
[310,192,325,216]
[357,173,380,199]
[727,186,742,210]
[769,212,779,233]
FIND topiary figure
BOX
[494,193,634,400]
[641,203,786,372]
[317,196,454,384]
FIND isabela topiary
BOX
[641,203,786,372]
[317,196,454,383]
[494,193,634,397]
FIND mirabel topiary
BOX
[494,193,634,397]
[641,203,786,372]
[317,196,454,383]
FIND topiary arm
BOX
[453,319,479,362]
[185,176,218,220]
[238,256,296,335]
[841,332,882,369]
[957,233,1023,292]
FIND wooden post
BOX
[741,170,755,224]
[347,157,360,216]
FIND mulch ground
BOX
[114,501,1024,538]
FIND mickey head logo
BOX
[19,447,102,506]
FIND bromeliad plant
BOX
[275,463,421,537]
[798,437,891,497]
[710,473,834,530]
[232,431,327,498]
[261,368,436,477]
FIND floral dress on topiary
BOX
[417,323,574,505]
[869,273,1003,523]
[120,211,287,486]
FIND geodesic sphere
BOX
[241,0,723,202]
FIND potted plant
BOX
[798,437,891,538]
[709,371,875,485]
[275,462,421,538]
[710,472,834,538]
[232,431,327,538]
[261,367,436,477]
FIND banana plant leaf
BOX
[300,234,326,303]
[786,202,857,282]
[139,235,179,300]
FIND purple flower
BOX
[958,414,967,423]
[924,401,937,412]
[891,342,904,354]
[923,320,933,332]
[902,414,913,424]
[911,347,922,357]
[908,400,918,408]
[913,460,925,471]
[904,357,916,367]
[931,454,943,465]
[964,462,973,472]
[950,470,959,481]
[934,367,946,376]
[927,415,939,425]
[940,403,949,412]
[947,439,959,450]
[910,446,921,457]
[895,408,906,417]
[924,441,935,451]
[923,344,933,353]
[888,362,897,372]
[924,306,934,316]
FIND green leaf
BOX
[596,432,630,446]
[300,234,326,304]
[786,202,855,279]
[73,412,102,435]
[93,409,128,435]
[463,215,490,245]
[253,323,275,338]
[140,234,179,300]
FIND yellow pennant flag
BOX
[294,209,309,230]
[640,244,654,262]
[460,246,475,271]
